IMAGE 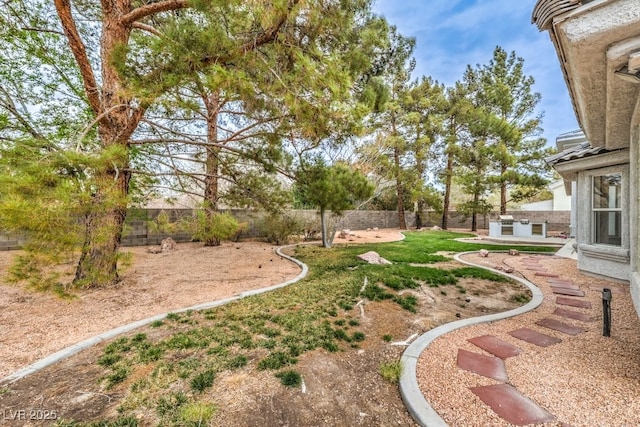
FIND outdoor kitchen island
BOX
[488,215,547,238]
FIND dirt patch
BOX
[0,229,528,426]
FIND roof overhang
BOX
[552,148,629,181]
[533,0,640,150]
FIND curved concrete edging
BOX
[0,243,308,386]
[399,251,547,427]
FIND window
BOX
[592,173,622,246]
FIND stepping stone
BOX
[456,349,508,382]
[547,279,579,289]
[468,335,522,359]
[550,286,585,297]
[556,296,592,309]
[509,327,562,347]
[534,271,559,278]
[553,307,594,322]
[536,318,585,336]
[470,383,555,425]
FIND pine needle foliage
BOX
[0,139,129,293]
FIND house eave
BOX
[533,0,640,150]
[553,148,629,181]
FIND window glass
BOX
[593,174,621,209]
[592,173,622,246]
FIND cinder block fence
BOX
[0,209,571,250]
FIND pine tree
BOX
[1,0,391,288]
[294,159,374,248]
[474,47,553,214]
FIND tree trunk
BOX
[500,163,507,215]
[65,2,142,286]
[320,207,330,248]
[74,169,130,286]
[441,148,453,230]
[415,136,425,230]
[394,146,407,230]
[203,91,221,246]
[415,200,423,229]
[471,190,479,232]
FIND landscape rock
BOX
[479,249,489,257]
[357,251,392,265]
[508,249,520,256]
[161,237,176,252]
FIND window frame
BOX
[591,172,623,247]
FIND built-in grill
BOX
[498,215,514,225]
[489,215,547,238]
[499,215,514,235]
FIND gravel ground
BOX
[417,252,640,427]
[0,229,403,380]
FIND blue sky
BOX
[371,0,579,148]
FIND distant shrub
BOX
[150,209,246,246]
[259,213,303,245]
[300,216,321,241]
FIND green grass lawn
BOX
[57,230,555,427]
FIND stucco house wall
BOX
[533,0,640,316]
[575,164,630,281]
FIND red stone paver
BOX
[536,318,585,336]
[553,307,594,322]
[468,335,522,359]
[509,327,562,347]
[547,277,579,289]
[456,349,508,382]
[547,279,579,289]
[556,296,592,309]
[550,286,585,297]
[534,271,560,278]
[470,383,555,425]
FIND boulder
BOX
[357,251,392,265]
[161,237,176,252]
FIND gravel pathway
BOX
[415,252,640,427]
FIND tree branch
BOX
[53,0,102,116]
[132,22,163,37]
[20,27,65,36]
[120,0,189,26]
[0,85,50,143]
[204,0,300,66]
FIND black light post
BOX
[602,288,612,337]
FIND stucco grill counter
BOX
[489,215,547,238]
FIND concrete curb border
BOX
[0,243,308,386]
[398,251,547,427]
